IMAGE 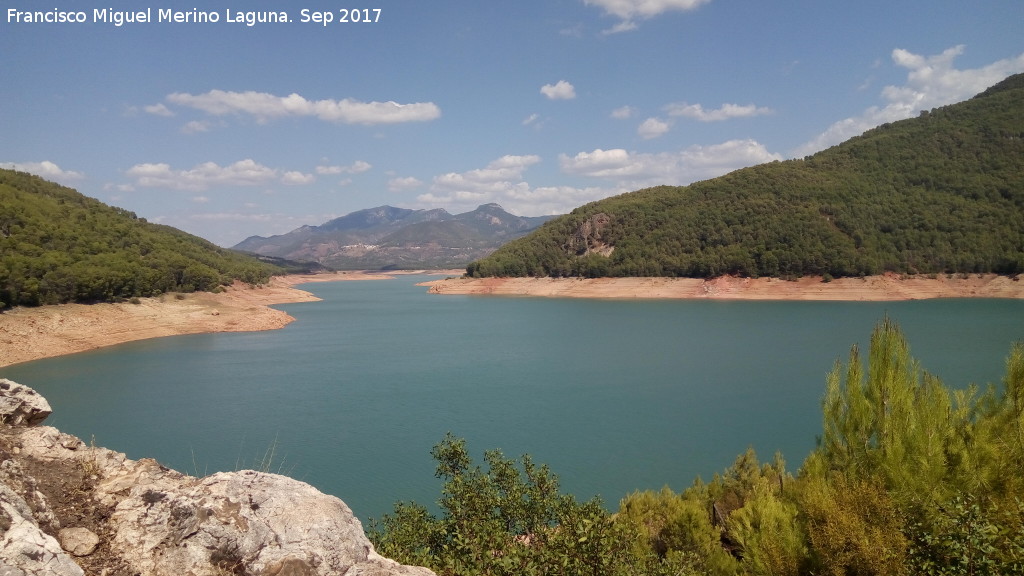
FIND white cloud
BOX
[522,113,540,126]
[165,89,442,125]
[125,159,291,191]
[281,171,315,185]
[1,160,85,182]
[611,105,635,119]
[419,155,542,208]
[388,176,423,191]
[500,184,620,217]
[409,138,781,217]
[192,196,210,204]
[181,120,211,134]
[540,80,576,100]
[637,117,671,139]
[316,160,372,175]
[144,103,173,116]
[189,212,274,222]
[344,160,373,174]
[584,0,712,32]
[665,102,773,122]
[561,139,782,187]
[794,46,1024,157]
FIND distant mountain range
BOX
[233,203,555,269]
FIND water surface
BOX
[4,276,1022,520]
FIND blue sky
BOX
[3,0,1023,247]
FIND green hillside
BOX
[468,73,1024,279]
[0,169,283,309]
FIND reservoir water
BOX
[3,275,1023,521]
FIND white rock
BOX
[58,527,100,556]
[101,467,435,576]
[0,380,51,427]
[0,484,83,576]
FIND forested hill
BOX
[0,169,284,309]
[468,73,1024,279]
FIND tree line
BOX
[0,169,283,309]
[369,319,1024,575]
[469,73,1024,280]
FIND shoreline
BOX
[0,271,445,369]
[420,273,1024,301]
[2,271,1020,368]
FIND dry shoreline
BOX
[0,271,431,369]
[421,273,1024,301]
[2,271,1021,368]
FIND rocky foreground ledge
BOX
[0,379,436,576]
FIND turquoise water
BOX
[3,275,1023,521]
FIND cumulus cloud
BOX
[584,0,712,32]
[388,176,423,192]
[637,117,670,139]
[499,184,619,217]
[280,171,315,185]
[417,155,542,208]
[540,80,576,100]
[611,105,635,119]
[1,160,85,182]
[189,212,275,222]
[316,161,372,175]
[794,46,1024,157]
[412,140,780,216]
[144,103,173,116]
[124,159,308,191]
[666,102,773,122]
[561,139,782,187]
[181,120,211,134]
[164,89,441,125]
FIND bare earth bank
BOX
[3,271,1020,368]
[0,271,411,368]
[421,273,1024,301]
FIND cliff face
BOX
[0,379,436,576]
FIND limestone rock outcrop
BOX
[0,380,51,427]
[0,482,84,576]
[0,380,436,576]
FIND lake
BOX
[3,275,1023,521]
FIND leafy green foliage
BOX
[798,473,909,576]
[368,433,640,576]
[372,322,1024,575]
[469,73,1024,279]
[806,319,1024,575]
[0,169,282,308]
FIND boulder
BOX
[98,464,434,576]
[0,380,51,427]
[58,527,100,557]
[2,381,437,576]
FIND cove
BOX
[4,275,1023,521]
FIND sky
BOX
[3,0,1023,247]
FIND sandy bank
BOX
[0,271,396,368]
[420,273,1024,301]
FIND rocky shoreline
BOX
[0,378,436,576]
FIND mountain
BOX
[233,203,555,269]
[0,169,285,309]
[468,73,1024,279]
